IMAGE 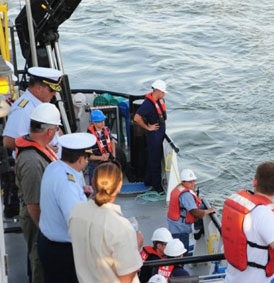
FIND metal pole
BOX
[25,0,38,66]
[54,40,64,73]
[45,44,55,67]
[143,253,225,267]
[116,106,121,144]
[45,43,71,133]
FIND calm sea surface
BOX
[9,0,274,211]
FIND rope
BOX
[135,191,166,203]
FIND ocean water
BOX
[9,0,274,211]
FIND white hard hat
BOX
[73,92,86,108]
[30,103,62,125]
[180,169,197,181]
[164,239,187,257]
[148,274,167,283]
[151,227,173,243]
[151,80,167,93]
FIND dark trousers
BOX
[37,231,78,283]
[145,131,164,189]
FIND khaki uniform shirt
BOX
[69,200,142,283]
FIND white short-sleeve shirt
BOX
[225,205,274,283]
[39,160,87,242]
[3,89,41,138]
[69,200,143,283]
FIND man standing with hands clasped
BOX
[134,80,167,192]
[15,103,61,283]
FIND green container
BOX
[93,93,113,106]
[109,96,125,106]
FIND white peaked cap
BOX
[58,133,96,150]
[28,67,62,82]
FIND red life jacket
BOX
[140,246,162,262]
[168,185,202,223]
[158,265,175,279]
[15,135,58,162]
[222,190,274,277]
[145,92,167,122]
[88,124,112,154]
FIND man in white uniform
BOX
[3,66,62,150]
[223,161,274,283]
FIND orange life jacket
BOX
[15,135,58,162]
[140,246,162,262]
[88,124,112,154]
[222,190,274,277]
[145,92,167,122]
[158,265,175,279]
[168,185,202,223]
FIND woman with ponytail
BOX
[69,161,144,283]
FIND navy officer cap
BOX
[59,133,96,153]
[28,67,63,92]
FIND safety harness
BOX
[158,264,175,279]
[140,246,161,262]
[168,185,201,223]
[145,92,167,123]
[88,124,112,154]
[15,135,58,162]
[222,190,274,277]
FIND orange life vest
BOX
[15,135,58,162]
[140,246,161,262]
[158,265,175,279]
[145,92,167,122]
[222,190,274,277]
[88,124,112,154]
[168,185,202,223]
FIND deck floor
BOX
[4,194,167,283]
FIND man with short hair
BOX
[222,162,274,283]
[15,103,61,283]
[38,133,96,283]
[134,80,167,192]
[3,66,62,150]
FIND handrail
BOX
[202,199,222,234]
[4,226,22,234]
[164,134,179,153]
[143,253,225,267]
[71,88,145,100]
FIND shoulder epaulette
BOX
[66,172,75,182]
[18,99,29,108]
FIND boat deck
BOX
[4,194,167,283]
